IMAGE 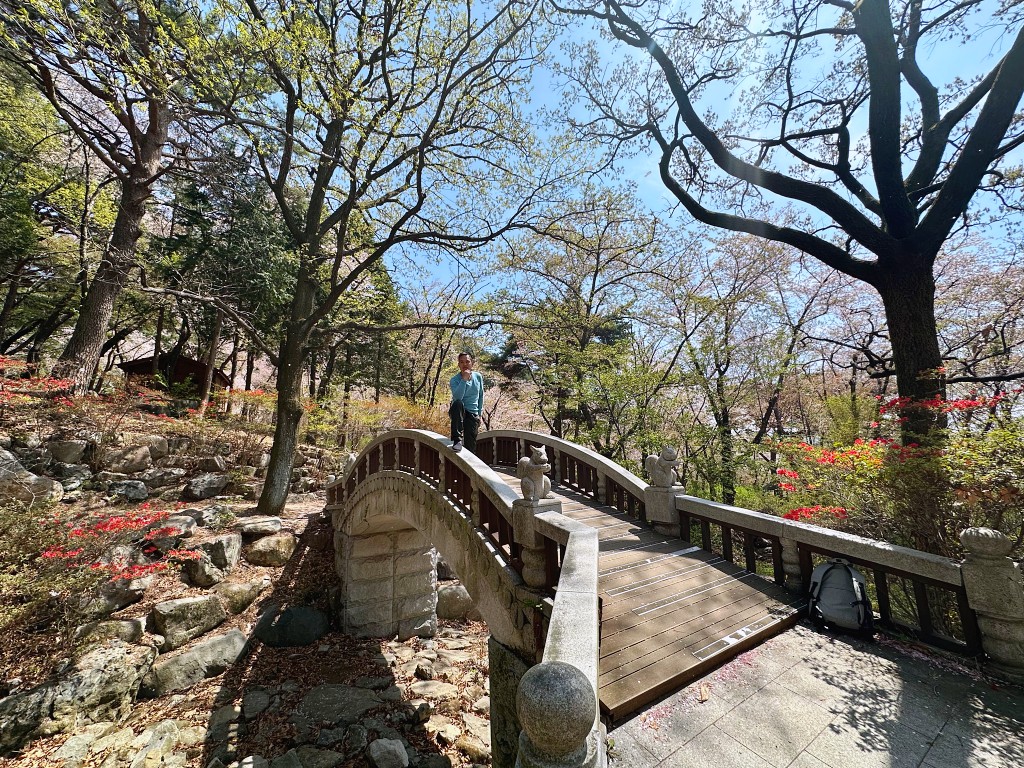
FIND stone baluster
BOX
[595,472,606,505]
[516,662,599,768]
[779,538,803,591]
[960,527,1024,682]
[513,496,561,589]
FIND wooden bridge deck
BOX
[491,468,804,721]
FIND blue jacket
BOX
[450,371,484,415]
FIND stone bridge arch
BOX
[326,431,540,656]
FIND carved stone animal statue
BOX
[645,446,680,487]
[517,445,553,501]
[343,452,358,477]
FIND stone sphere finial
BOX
[961,527,1013,558]
[516,661,595,759]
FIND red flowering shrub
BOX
[769,393,1023,558]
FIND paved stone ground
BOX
[607,623,1024,768]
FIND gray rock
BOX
[435,555,456,581]
[198,533,243,569]
[127,719,179,768]
[270,751,303,768]
[242,688,273,719]
[137,467,187,489]
[292,685,380,728]
[254,606,330,647]
[236,516,283,537]
[345,724,369,752]
[418,755,452,768]
[214,578,270,614]
[105,445,153,474]
[140,629,248,697]
[107,479,150,502]
[353,676,393,690]
[367,739,409,768]
[182,553,227,588]
[52,462,92,480]
[245,533,298,566]
[49,439,87,464]
[184,473,230,500]
[436,584,475,621]
[0,446,64,504]
[74,618,147,646]
[199,455,228,472]
[181,507,217,526]
[137,435,169,460]
[93,470,130,487]
[294,746,344,768]
[0,641,156,753]
[454,735,489,763]
[150,595,227,650]
[239,757,270,768]
[77,576,152,620]
[54,722,115,766]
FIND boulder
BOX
[435,555,456,581]
[199,455,228,472]
[436,584,476,621]
[292,685,380,728]
[0,447,63,505]
[184,473,230,500]
[93,470,130,488]
[367,739,409,768]
[0,641,156,753]
[214,578,270,614]
[105,445,153,474]
[77,576,152,620]
[137,467,187,489]
[150,595,227,651]
[49,439,87,464]
[204,533,243,569]
[74,618,147,646]
[294,746,345,768]
[107,480,149,502]
[146,515,196,553]
[292,477,319,494]
[254,606,330,647]
[235,516,282,538]
[137,435,169,460]
[245,533,297,566]
[180,507,217,526]
[140,629,248,697]
[182,553,228,588]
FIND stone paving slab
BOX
[607,623,1024,768]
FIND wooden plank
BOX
[489,461,801,721]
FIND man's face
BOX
[458,355,473,372]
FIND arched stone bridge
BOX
[326,429,1007,768]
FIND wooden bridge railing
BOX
[478,430,648,521]
[328,430,525,573]
[676,495,983,657]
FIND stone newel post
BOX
[960,527,1024,682]
[643,446,682,538]
[516,661,599,768]
[513,497,562,588]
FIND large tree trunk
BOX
[52,178,150,393]
[876,258,947,443]
[257,271,316,516]
[876,258,961,555]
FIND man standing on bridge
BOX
[449,352,483,453]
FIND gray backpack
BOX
[808,560,874,635]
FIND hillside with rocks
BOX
[0,401,492,768]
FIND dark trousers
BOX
[449,400,480,452]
